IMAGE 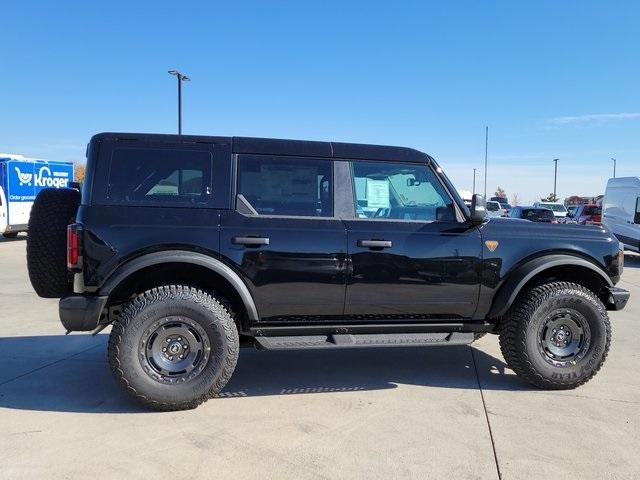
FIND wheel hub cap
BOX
[139,316,211,384]
[537,310,591,367]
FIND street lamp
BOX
[483,126,488,198]
[553,158,559,200]
[611,157,616,178]
[168,70,191,134]
[472,168,477,195]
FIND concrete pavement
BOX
[1,235,638,479]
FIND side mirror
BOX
[470,194,487,224]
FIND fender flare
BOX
[99,250,259,321]
[488,254,613,318]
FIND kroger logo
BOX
[14,166,69,188]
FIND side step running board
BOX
[254,332,474,351]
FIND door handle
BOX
[232,236,270,247]
[357,239,392,249]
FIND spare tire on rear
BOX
[27,188,81,298]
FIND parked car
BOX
[603,176,640,252]
[533,201,568,220]
[510,206,557,223]
[485,200,505,218]
[573,204,602,225]
[25,132,628,410]
[564,205,579,224]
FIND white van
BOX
[603,177,640,252]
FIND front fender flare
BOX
[488,254,613,318]
[99,250,259,321]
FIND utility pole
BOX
[472,168,477,194]
[553,158,559,200]
[168,70,191,134]
[611,157,616,178]
[484,126,488,198]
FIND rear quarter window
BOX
[105,148,213,205]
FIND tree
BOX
[494,186,506,198]
[540,193,559,202]
[74,163,86,183]
[511,193,521,206]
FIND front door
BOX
[220,154,347,322]
[344,160,482,319]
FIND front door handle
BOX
[232,236,270,247]
[357,239,392,249]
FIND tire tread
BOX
[108,285,239,411]
[499,281,611,390]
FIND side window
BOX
[351,161,456,222]
[237,156,333,217]
[635,197,640,224]
[107,148,212,204]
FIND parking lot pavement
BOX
[0,236,639,480]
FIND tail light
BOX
[67,224,82,271]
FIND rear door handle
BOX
[232,236,270,247]
[357,239,392,249]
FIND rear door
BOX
[0,187,7,233]
[220,154,347,322]
[343,159,482,319]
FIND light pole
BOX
[483,126,488,198]
[553,158,559,200]
[472,168,477,194]
[168,70,190,134]
[611,157,616,178]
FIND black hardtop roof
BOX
[90,132,434,164]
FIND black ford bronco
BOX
[26,132,630,411]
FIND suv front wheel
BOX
[108,285,239,411]
[499,281,611,389]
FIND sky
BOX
[1,0,639,204]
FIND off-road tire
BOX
[26,188,80,298]
[499,281,611,389]
[2,232,19,239]
[108,286,239,411]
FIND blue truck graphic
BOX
[0,155,74,237]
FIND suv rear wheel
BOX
[108,285,239,411]
[499,281,611,389]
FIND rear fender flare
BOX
[99,250,259,321]
[488,254,613,318]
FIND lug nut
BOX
[179,355,184,359]
[162,347,167,352]
[177,337,182,341]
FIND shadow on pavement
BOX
[623,252,640,269]
[0,234,26,243]
[0,334,531,414]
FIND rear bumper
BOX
[59,294,108,332]
[605,287,630,311]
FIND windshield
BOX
[523,208,555,221]
[538,203,567,213]
[583,206,601,216]
[486,201,501,211]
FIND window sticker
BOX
[366,179,390,208]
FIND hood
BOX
[479,217,622,282]
[482,217,616,242]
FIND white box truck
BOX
[0,154,74,238]
[602,176,640,252]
